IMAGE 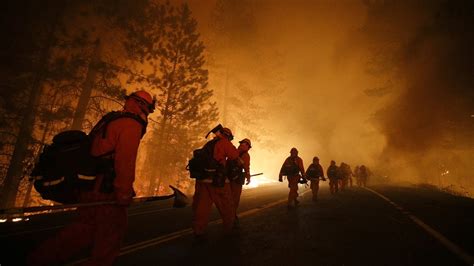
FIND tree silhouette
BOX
[125,2,218,194]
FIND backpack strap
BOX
[89,111,148,140]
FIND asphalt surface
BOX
[1,183,473,266]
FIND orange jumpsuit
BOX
[280,156,305,206]
[192,137,239,236]
[230,151,250,215]
[28,100,145,266]
[306,163,324,201]
[327,165,339,194]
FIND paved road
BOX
[1,183,473,265]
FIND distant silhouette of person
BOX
[327,160,339,194]
[279,148,305,208]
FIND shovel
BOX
[0,185,188,215]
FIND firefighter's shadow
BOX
[187,234,243,265]
[282,208,301,230]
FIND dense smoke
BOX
[362,0,474,193]
[188,0,473,194]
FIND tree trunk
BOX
[22,90,61,207]
[70,39,101,130]
[148,113,170,195]
[222,67,229,125]
[0,6,63,208]
[147,53,179,195]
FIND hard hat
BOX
[313,156,319,161]
[239,138,252,148]
[290,147,298,153]
[127,90,156,113]
[220,127,234,140]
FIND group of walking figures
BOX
[28,91,254,265]
[278,147,372,208]
[25,89,372,265]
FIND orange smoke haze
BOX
[183,0,473,194]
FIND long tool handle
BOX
[250,173,263,177]
[0,194,175,215]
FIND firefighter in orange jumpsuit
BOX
[359,165,369,187]
[279,148,305,208]
[192,127,240,239]
[327,160,339,194]
[229,138,251,227]
[27,91,154,266]
[339,162,353,191]
[305,156,326,201]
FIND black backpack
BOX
[31,111,146,204]
[307,164,323,178]
[187,138,219,180]
[281,157,300,176]
[227,159,243,184]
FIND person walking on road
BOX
[229,138,251,228]
[279,148,305,208]
[327,160,339,194]
[28,90,154,266]
[305,156,326,201]
[192,127,240,240]
[359,165,370,187]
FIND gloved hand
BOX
[246,177,251,185]
[278,175,283,182]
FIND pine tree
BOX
[0,0,134,207]
[125,2,218,194]
[208,0,283,148]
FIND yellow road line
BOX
[68,189,309,265]
[364,187,474,265]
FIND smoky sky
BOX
[362,0,474,153]
[186,0,473,189]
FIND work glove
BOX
[278,175,283,182]
[245,175,251,185]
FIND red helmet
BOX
[220,127,234,140]
[127,90,156,113]
[239,138,252,148]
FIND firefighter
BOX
[305,156,326,201]
[28,90,155,266]
[279,148,305,208]
[354,165,361,187]
[192,127,240,239]
[327,160,339,194]
[339,162,353,191]
[359,165,369,187]
[229,138,251,228]
[348,163,354,187]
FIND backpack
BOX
[281,157,300,177]
[187,138,219,180]
[30,111,147,204]
[327,165,339,179]
[228,155,246,185]
[306,164,322,179]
